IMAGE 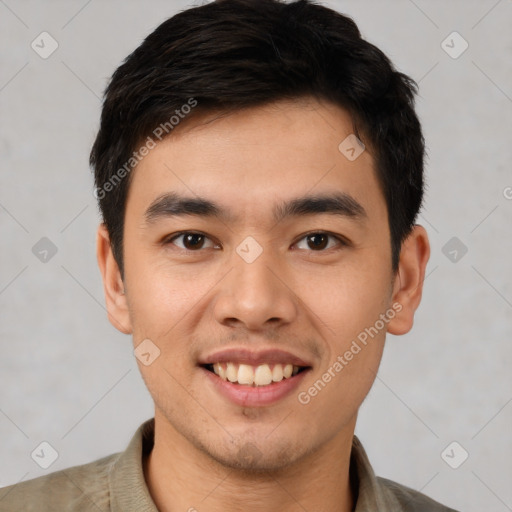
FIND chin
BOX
[198,434,308,474]
[211,448,299,473]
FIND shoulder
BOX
[0,452,120,512]
[377,476,460,512]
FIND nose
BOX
[212,249,298,332]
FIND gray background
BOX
[1,1,511,510]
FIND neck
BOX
[144,411,356,512]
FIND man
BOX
[0,0,458,510]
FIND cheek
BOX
[301,258,390,416]
[299,285,387,427]
[125,253,224,348]
[297,259,392,342]
[124,256,192,337]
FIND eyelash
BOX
[163,230,348,252]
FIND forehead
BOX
[125,98,386,225]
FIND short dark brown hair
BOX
[90,0,425,278]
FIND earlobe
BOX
[387,224,430,336]
[96,223,133,334]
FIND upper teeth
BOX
[212,363,300,386]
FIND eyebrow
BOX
[144,191,367,226]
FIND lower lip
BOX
[201,367,310,407]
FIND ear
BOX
[387,224,430,336]
[96,223,133,334]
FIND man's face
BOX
[118,98,398,470]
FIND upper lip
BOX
[198,348,312,367]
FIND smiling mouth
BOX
[202,362,309,387]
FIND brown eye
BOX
[306,233,328,250]
[167,232,217,251]
[182,233,205,250]
[294,232,345,251]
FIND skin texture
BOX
[97,97,430,512]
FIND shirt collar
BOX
[109,418,158,512]
[350,435,401,511]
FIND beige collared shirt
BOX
[0,418,458,511]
